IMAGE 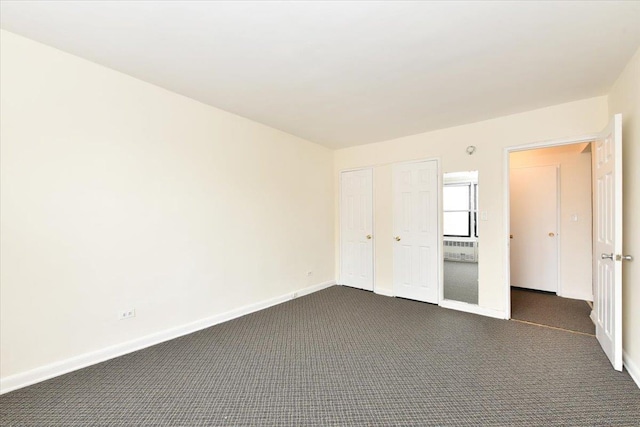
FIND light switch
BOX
[481,211,488,221]
[570,214,579,222]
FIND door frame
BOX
[338,167,375,291]
[503,134,597,319]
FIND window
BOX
[443,182,478,237]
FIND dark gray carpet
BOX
[511,287,595,335]
[1,286,638,426]
[443,260,478,304]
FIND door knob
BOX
[601,253,614,260]
[616,254,633,261]
[395,236,401,241]
[366,234,372,240]
[548,232,555,237]
[510,234,513,239]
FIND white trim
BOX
[374,287,394,297]
[355,156,441,170]
[391,157,441,166]
[555,164,562,297]
[508,134,599,152]
[371,169,377,293]
[560,291,593,302]
[623,351,640,389]
[439,299,506,319]
[503,148,512,319]
[437,160,443,306]
[0,280,336,395]
[503,133,598,319]
[295,280,336,298]
[337,171,345,286]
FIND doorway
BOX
[508,142,594,333]
[505,114,624,371]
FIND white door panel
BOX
[340,169,373,291]
[393,160,438,303]
[593,114,623,371]
[510,165,559,293]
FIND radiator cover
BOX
[444,240,478,262]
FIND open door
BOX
[593,114,623,371]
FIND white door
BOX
[593,114,623,371]
[340,169,374,291]
[510,165,558,293]
[392,160,439,303]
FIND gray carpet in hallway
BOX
[511,287,595,334]
[1,286,638,426]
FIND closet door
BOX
[393,160,439,303]
[509,165,559,293]
[340,169,374,291]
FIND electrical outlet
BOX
[292,292,299,299]
[119,309,135,320]
[306,271,313,276]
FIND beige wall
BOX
[0,31,335,379]
[2,27,637,389]
[334,96,608,313]
[510,145,593,301]
[608,46,640,377]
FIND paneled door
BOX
[340,169,374,291]
[392,160,439,303]
[509,165,559,293]
[593,114,624,371]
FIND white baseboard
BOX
[295,280,335,298]
[439,299,506,319]
[560,291,593,302]
[623,351,640,389]
[374,287,394,297]
[0,280,335,395]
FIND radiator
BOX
[444,240,478,262]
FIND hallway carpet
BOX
[511,287,595,334]
[1,286,638,426]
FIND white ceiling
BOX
[1,1,639,149]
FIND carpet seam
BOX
[511,318,595,337]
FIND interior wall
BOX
[0,30,335,380]
[334,96,608,314]
[509,145,593,301]
[607,46,640,381]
